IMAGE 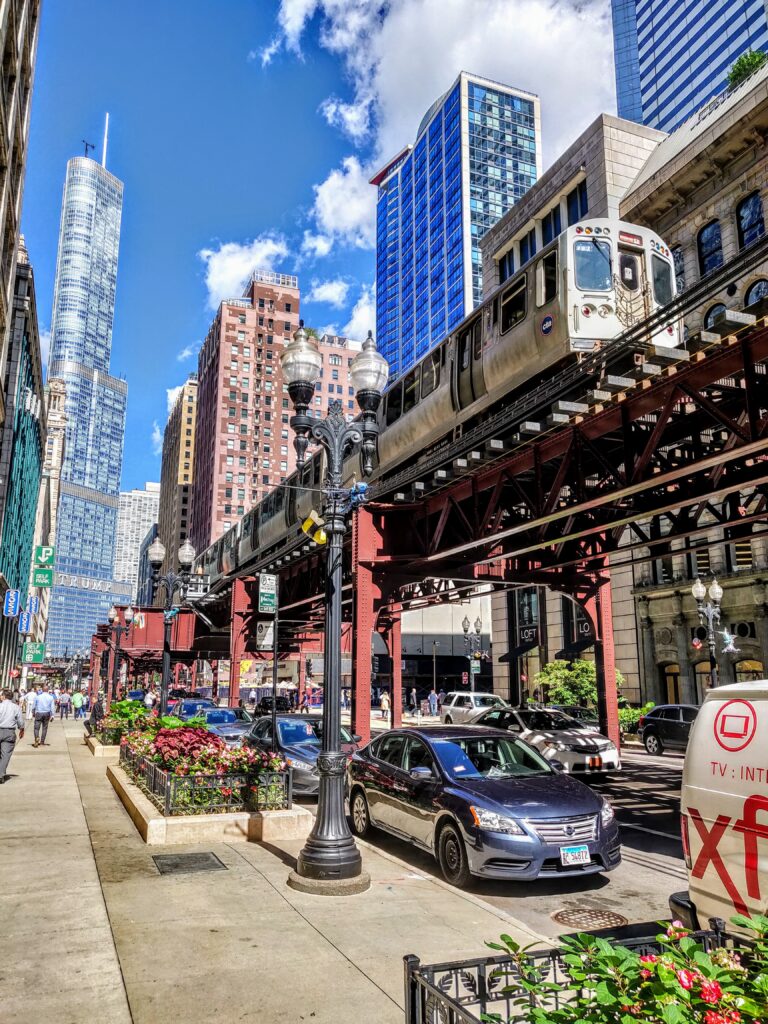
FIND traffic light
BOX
[301,510,326,545]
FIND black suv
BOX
[637,704,699,755]
[256,695,292,715]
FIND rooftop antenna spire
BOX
[82,139,95,158]
[102,112,109,167]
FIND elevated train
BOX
[195,218,680,588]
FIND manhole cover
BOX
[551,907,628,930]
[152,852,227,876]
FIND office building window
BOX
[498,250,514,285]
[519,228,536,265]
[745,279,768,306]
[697,221,723,275]
[737,192,765,250]
[541,206,561,245]
[566,181,588,225]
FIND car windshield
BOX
[277,720,354,746]
[517,710,585,731]
[432,736,552,779]
[203,710,238,725]
[473,695,504,707]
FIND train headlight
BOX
[666,325,675,335]
[581,303,596,318]
[597,304,613,318]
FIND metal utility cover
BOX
[551,907,628,930]
[152,852,227,876]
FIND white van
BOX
[672,679,768,932]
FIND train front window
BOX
[574,239,611,291]
[618,253,639,291]
[652,254,674,307]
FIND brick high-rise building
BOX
[157,374,198,579]
[190,271,363,552]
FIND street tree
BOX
[532,658,624,707]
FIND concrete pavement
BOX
[1,715,548,1024]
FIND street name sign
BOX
[22,641,45,664]
[3,590,20,616]
[32,568,54,587]
[470,660,481,674]
[34,545,55,567]
[258,573,277,614]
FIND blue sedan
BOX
[346,725,621,888]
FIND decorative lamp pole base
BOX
[287,869,371,896]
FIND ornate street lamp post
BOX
[148,537,196,716]
[281,323,388,894]
[462,615,482,683]
[691,577,724,690]
[107,605,134,702]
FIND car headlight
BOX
[470,806,525,835]
[286,757,315,773]
[601,800,615,827]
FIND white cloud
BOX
[39,327,51,369]
[198,234,289,310]
[308,155,376,251]
[177,343,197,362]
[166,385,183,415]
[151,421,163,456]
[301,231,333,259]
[342,284,375,341]
[306,278,350,307]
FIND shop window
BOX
[697,221,723,275]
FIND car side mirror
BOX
[549,759,565,772]
[410,766,433,781]
[352,734,361,743]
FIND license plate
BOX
[560,844,591,866]
[588,756,602,769]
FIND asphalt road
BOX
[303,747,689,940]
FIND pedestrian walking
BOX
[0,688,24,782]
[143,686,158,711]
[23,686,37,720]
[380,691,390,719]
[32,684,55,746]
[409,687,418,716]
[300,690,310,714]
[428,688,438,717]
[58,689,72,719]
[249,688,257,706]
[437,688,446,711]
[72,690,84,720]
[84,694,104,740]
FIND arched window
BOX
[745,278,768,307]
[704,303,726,329]
[736,192,765,249]
[697,221,723,275]
[671,246,685,293]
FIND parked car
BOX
[196,706,253,747]
[440,692,508,724]
[126,689,145,702]
[468,706,621,774]
[172,697,218,720]
[550,705,599,729]
[255,695,293,715]
[347,726,620,887]
[245,714,359,795]
[637,704,699,755]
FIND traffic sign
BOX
[26,595,40,615]
[3,590,20,616]
[17,611,32,634]
[255,620,275,651]
[22,641,45,664]
[258,573,277,614]
[470,660,481,673]
[34,545,55,567]
[31,568,53,588]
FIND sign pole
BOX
[271,578,279,743]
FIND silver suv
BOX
[440,691,507,724]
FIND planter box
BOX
[98,727,125,746]
[86,735,120,758]
[107,765,313,845]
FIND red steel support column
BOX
[584,576,620,750]
[389,616,403,729]
[351,508,379,744]
[230,578,250,708]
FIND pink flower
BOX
[699,981,723,1004]
[640,969,652,979]
[677,969,696,990]
[704,1013,728,1024]
[639,955,658,964]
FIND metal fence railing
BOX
[404,922,747,1024]
[97,727,124,746]
[119,746,292,816]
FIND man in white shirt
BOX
[0,688,24,781]
[23,687,38,720]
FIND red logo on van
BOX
[714,700,757,752]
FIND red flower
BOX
[639,955,658,964]
[704,1013,728,1024]
[700,980,723,1004]
[640,969,652,979]
[677,969,696,990]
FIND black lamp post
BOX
[107,604,135,703]
[147,536,196,716]
[462,614,482,684]
[281,323,388,894]
[692,577,723,691]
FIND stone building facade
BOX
[157,373,198,581]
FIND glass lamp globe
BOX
[691,578,706,601]
[108,605,118,623]
[474,617,482,635]
[124,605,134,625]
[148,537,166,569]
[178,539,196,569]
[709,579,724,603]
[280,324,322,387]
[350,331,389,395]
[462,615,471,634]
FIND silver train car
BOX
[196,218,680,586]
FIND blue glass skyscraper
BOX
[612,0,768,133]
[372,72,541,378]
[46,153,129,657]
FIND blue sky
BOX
[22,0,615,492]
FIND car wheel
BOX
[644,732,663,755]
[444,715,453,725]
[350,789,372,837]
[437,822,471,888]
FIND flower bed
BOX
[404,916,768,1024]
[119,725,290,816]
[97,726,125,746]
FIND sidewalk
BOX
[2,716,548,1024]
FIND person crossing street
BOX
[0,689,24,782]
[32,684,55,747]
